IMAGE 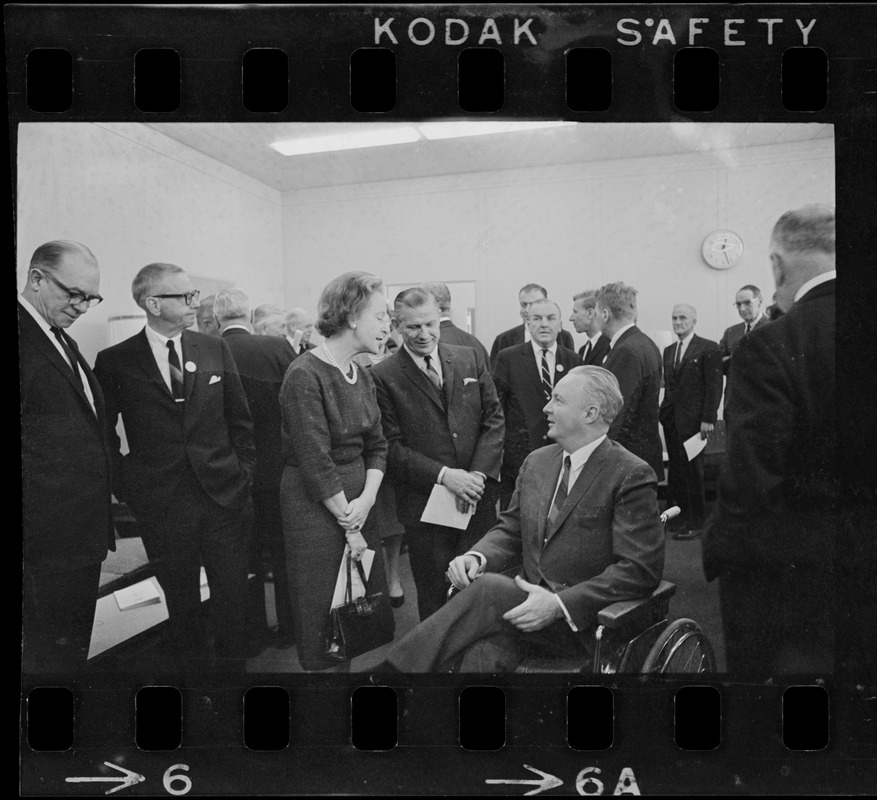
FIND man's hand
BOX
[502,575,562,632]
[455,495,475,515]
[446,554,482,589]
[700,421,715,440]
[441,469,485,504]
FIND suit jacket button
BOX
[542,435,547,440]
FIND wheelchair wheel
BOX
[641,618,716,673]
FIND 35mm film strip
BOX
[12,4,876,796]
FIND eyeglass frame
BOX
[38,269,104,308]
[150,290,201,306]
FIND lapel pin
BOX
[185,361,197,372]
[556,364,564,373]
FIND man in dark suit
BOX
[489,283,575,366]
[493,298,583,509]
[718,284,770,426]
[422,281,490,363]
[703,205,840,675]
[94,263,256,675]
[284,306,316,356]
[380,366,664,672]
[215,288,296,649]
[371,288,504,621]
[569,290,611,365]
[659,304,722,540]
[20,240,114,673]
[596,282,664,481]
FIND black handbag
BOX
[325,553,395,662]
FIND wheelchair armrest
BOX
[596,580,676,630]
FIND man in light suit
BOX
[659,304,722,540]
[489,283,575,367]
[20,240,114,673]
[371,288,505,621]
[95,263,256,675]
[569,290,611,365]
[493,299,583,509]
[596,282,664,481]
[718,284,770,427]
[284,307,316,356]
[422,281,490,364]
[703,205,847,675]
[380,366,664,672]
[215,289,296,649]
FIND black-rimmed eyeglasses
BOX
[151,290,201,306]
[40,270,104,308]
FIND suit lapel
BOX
[680,335,702,371]
[398,347,445,413]
[181,330,198,401]
[439,344,456,410]
[517,343,542,396]
[544,439,609,544]
[536,447,564,545]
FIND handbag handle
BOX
[344,551,370,605]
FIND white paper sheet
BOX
[330,547,375,609]
[113,579,161,611]
[684,432,708,461]
[420,483,475,530]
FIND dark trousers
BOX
[251,482,294,638]
[719,564,834,675]
[662,419,706,526]
[385,572,593,672]
[405,482,500,621]
[140,469,249,676]
[22,562,102,673]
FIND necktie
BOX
[582,340,592,362]
[547,456,572,529]
[50,326,84,388]
[674,341,682,373]
[166,340,186,402]
[541,348,553,401]
[745,323,751,335]
[423,354,442,389]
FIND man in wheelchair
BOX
[380,365,665,673]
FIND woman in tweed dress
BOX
[279,272,394,670]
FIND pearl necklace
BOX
[322,341,358,384]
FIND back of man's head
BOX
[253,303,285,325]
[772,204,835,258]
[213,288,251,328]
[421,282,451,313]
[195,294,220,335]
[595,282,637,322]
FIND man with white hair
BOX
[284,306,316,356]
[380,366,664,672]
[253,303,287,338]
[703,205,840,675]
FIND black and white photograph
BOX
[14,4,877,796]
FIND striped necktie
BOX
[541,348,553,401]
[582,340,592,362]
[423,354,442,389]
[547,456,572,529]
[50,326,84,388]
[166,340,185,403]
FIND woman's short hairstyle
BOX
[568,365,624,425]
[131,263,185,310]
[316,271,383,338]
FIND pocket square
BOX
[209,375,222,385]
[463,377,477,386]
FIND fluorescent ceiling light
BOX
[269,121,576,156]
[269,126,421,156]
[417,120,576,140]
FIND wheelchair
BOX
[448,506,716,674]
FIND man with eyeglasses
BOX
[718,285,770,429]
[94,263,256,676]
[20,240,114,673]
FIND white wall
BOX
[17,123,284,361]
[280,137,834,348]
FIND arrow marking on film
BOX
[65,762,145,795]
[486,763,563,796]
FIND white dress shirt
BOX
[795,269,836,303]
[144,324,185,395]
[609,321,636,349]
[531,339,558,385]
[19,293,96,413]
[672,330,694,366]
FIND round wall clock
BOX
[701,230,744,270]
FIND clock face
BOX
[702,230,744,270]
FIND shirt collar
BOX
[440,316,452,323]
[795,270,836,303]
[587,331,602,346]
[145,322,183,348]
[531,339,558,357]
[676,330,694,345]
[403,341,438,366]
[610,322,636,348]
[223,323,250,333]
[564,434,607,473]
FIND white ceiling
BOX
[145,122,833,193]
